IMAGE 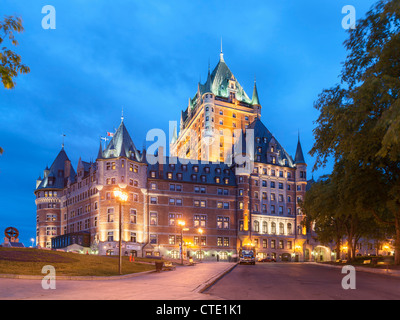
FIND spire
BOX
[251,77,260,106]
[61,133,66,149]
[294,133,306,165]
[121,107,124,122]
[204,64,213,94]
[97,137,103,159]
[220,37,224,62]
[171,125,178,145]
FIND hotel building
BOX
[34,52,316,261]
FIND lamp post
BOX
[177,220,185,265]
[198,228,203,262]
[114,189,128,275]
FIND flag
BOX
[107,132,114,137]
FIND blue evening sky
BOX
[0,0,377,245]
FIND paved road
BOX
[204,263,400,300]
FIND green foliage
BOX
[0,15,30,89]
[310,0,400,263]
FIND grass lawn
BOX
[0,247,159,276]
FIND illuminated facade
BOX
[35,52,315,261]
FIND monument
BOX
[1,227,25,248]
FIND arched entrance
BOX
[313,246,331,262]
[281,253,291,262]
[304,249,310,262]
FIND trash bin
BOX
[155,261,164,272]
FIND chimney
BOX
[64,159,71,179]
[158,146,164,178]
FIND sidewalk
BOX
[0,262,237,300]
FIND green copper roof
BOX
[251,81,260,106]
[181,53,261,125]
[207,56,251,103]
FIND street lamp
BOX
[177,220,185,265]
[198,228,203,262]
[30,238,35,247]
[114,189,128,275]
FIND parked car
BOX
[260,257,276,262]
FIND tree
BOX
[302,163,386,262]
[301,176,345,260]
[310,0,400,263]
[0,15,30,89]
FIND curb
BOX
[0,269,156,281]
[193,263,238,294]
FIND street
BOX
[204,263,400,300]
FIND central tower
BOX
[170,50,261,163]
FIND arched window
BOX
[279,223,284,235]
[262,221,268,234]
[254,220,260,233]
[195,251,204,260]
[170,250,180,259]
[287,223,292,235]
[271,222,276,234]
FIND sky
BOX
[0,0,378,246]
